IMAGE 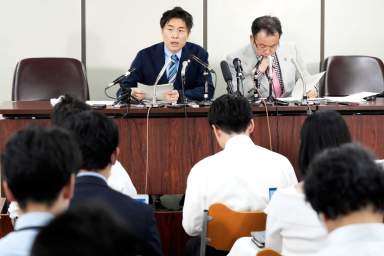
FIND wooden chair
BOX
[200,203,267,255]
[256,248,281,256]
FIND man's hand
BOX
[306,88,318,99]
[164,90,179,102]
[258,57,270,73]
[131,88,145,100]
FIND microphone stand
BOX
[248,75,260,104]
[181,73,188,105]
[200,68,212,106]
[266,74,275,103]
[235,68,244,97]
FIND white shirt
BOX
[265,186,327,255]
[0,212,53,256]
[182,135,297,236]
[107,160,137,196]
[315,223,384,256]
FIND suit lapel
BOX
[153,43,167,84]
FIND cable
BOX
[261,99,273,150]
[145,106,152,194]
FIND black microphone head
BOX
[220,60,233,82]
[233,58,242,72]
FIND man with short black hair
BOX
[31,202,141,256]
[227,15,317,98]
[182,94,297,237]
[304,143,384,256]
[65,111,162,256]
[0,126,81,256]
[119,6,214,102]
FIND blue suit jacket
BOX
[119,42,214,101]
[71,175,162,256]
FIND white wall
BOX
[324,0,384,60]
[0,0,81,101]
[207,0,321,97]
[86,0,204,100]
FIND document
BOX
[138,83,174,101]
[325,91,378,103]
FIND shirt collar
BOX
[15,212,54,231]
[164,45,182,60]
[224,134,253,150]
[77,171,108,183]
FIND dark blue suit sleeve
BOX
[143,207,163,256]
[184,50,215,101]
[116,51,144,97]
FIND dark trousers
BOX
[185,237,228,256]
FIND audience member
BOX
[64,110,162,256]
[183,94,297,255]
[31,202,142,256]
[305,143,384,256]
[0,126,81,256]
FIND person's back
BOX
[63,110,162,256]
[304,143,384,256]
[0,126,81,256]
[182,95,297,237]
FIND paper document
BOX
[325,91,378,103]
[291,72,326,100]
[138,83,173,101]
[86,101,114,106]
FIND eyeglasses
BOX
[253,39,279,51]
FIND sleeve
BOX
[182,166,206,236]
[143,207,163,256]
[184,50,214,101]
[282,157,298,187]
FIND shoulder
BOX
[227,44,253,60]
[277,42,298,56]
[188,152,223,180]
[136,42,164,57]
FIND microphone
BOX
[153,58,173,105]
[268,56,273,79]
[233,58,243,75]
[110,67,136,86]
[291,58,311,114]
[181,60,190,78]
[220,61,234,94]
[190,54,215,73]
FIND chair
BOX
[319,55,384,96]
[200,203,267,255]
[256,248,281,256]
[12,57,89,101]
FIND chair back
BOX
[12,57,89,101]
[319,55,384,96]
[204,203,266,252]
[256,248,281,256]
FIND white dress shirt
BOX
[182,135,297,236]
[0,212,53,256]
[228,186,327,256]
[314,223,384,256]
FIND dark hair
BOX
[62,111,119,171]
[299,110,351,176]
[51,94,91,126]
[304,143,384,220]
[1,126,81,209]
[251,15,282,36]
[160,6,193,32]
[208,94,252,134]
[31,202,141,256]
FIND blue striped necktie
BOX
[168,54,179,84]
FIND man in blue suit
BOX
[118,7,214,102]
[64,111,162,256]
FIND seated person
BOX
[7,95,137,221]
[31,202,141,256]
[182,95,297,255]
[63,110,162,256]
[118,6,214,103]
[227,15,317,98]
[305,143,384,256]
[0,126,81,256]
[228,110,352,256]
